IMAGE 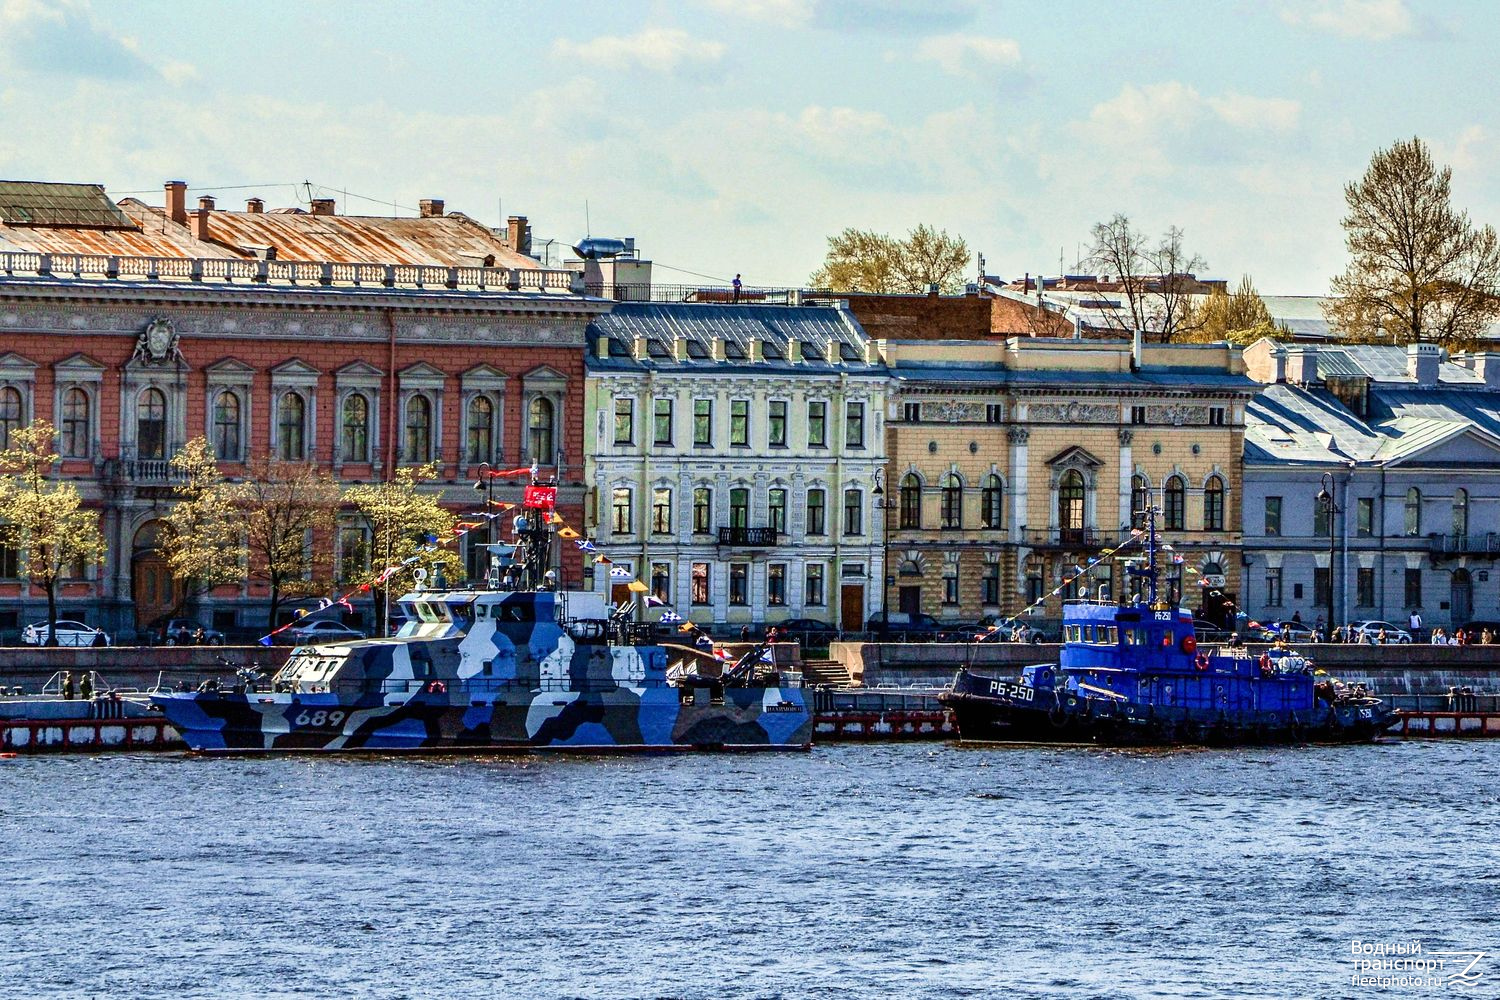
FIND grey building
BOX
[1241,339,1500,632]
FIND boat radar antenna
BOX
[1125,502,1165,609]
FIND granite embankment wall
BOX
[0,647,290,692]
[830,642,1500,696]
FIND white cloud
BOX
[0,0,195,83]
[915,34,1021,78]
[552,28,725,75]
[1082,82,1300,137]
[1281,0,1416,41]
[696,0,812,27]
[1207,93,1302,131]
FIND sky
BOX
[0,0,1497,294]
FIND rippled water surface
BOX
[3,740,1498,999]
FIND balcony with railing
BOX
[0,250,581,295]
[717,526,780,547]
[1429,532,1500,559]
[1019,527,1114,550]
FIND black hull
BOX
[942,682,1395,747]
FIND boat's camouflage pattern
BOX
[153,589,811,752]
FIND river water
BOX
[3,740,1497,999]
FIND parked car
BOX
[776,617,842,647]
[280,619,367,645]
[21,620,111,647]
[865,612,947,641]
[1455,620,1500,644]
[1347,620,1413,644]
[155,618,226,646]
[1192,619,1234,642]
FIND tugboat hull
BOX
[943,669,1396,747]
[156,685,813,753]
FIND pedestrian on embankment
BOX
[79,672,93,701]
[61,670,74,700]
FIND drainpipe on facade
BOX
[384,312,398,480]
[639,372,653,623]
[830,372,846,628]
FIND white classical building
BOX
[584,301,889,631]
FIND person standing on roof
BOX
[732,274,742,303]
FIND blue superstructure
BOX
[942,508,1394,745]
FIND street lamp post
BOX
[473,461,494,588]
[1316,471,1340,638]
[872,468,891,632]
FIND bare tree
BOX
[1145,226,1208,342]
[1085,214,1151,334]
[238,456,340,630]
[1085,215,1208,342]
[1327,136,1500,348]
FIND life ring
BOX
[1181,635,1198,655]
[1195,652,1210,672]
[429,680,447,694]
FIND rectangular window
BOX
[613,397,634,445]
[611,487,633,534]
[1209,407,1226,426]
[1404,568,1422,609]
[845,401,865,449]
[1027,575,1043,607]
[1356,497,1373,537]
[768,563,787,606]
[729,488,749,529]
[806,489,826,536]
[769,400,788,447]
[693,488,712,534]
[651,562,672,603]
[981,563,1000,605]
[693,399,712,446]
[1131,405,1147,425]
[1264,496,1282,537]
[768,488,787,534]
[729,563,749,606]
[1265,567,1283,607]
[653,398,673,446]
[0,539,19,578]
[903,402,921,422]
[807,401,827,448]
[338,526,370,584]
[1357,567,1375,607]
[652,488,673,535]
[986,404,1003,424]
[691,563,710,605]
[1294,583,1304,600]
[730,399,750,446]
[1314,567,1330,609]
[804,563,825,606]
[844,489,863,536]
[943,570,959,605]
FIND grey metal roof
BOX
[586,301,877,372]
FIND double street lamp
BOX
[1315,471,1340,636]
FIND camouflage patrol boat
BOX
[152,480,812,753]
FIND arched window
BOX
[0,386,23,449]
[1404,487,1421,537]
[1164,475,1186,530]
[341,393,369,463]
[940,473,963,529]
[278,391,305,461]
[1453,488,1469,541]
[404,394,432,462]
[1059,469,1085,542]
[466,396,494,465]
[899,473,922,529]
[137,388,167,460]
[1203,475,1225,531]
[528,397,553,462]
[981,474,1003,529]
[212,390,240,460]
[1130,474,1151,530]
[61,388,90,459]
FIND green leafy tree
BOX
[1327,136,1500,348]
[0,421,106,645]
[345,464,462,635]
[161,438,247,611]
[1184,276,1293,345]
[810,224,971,293]
[239,456,340,630]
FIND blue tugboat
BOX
[941,508,1395,746]
[152,478,811,753]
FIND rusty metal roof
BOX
[0,181,136,229]
[0,199,239,258]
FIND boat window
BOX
[1124,628,1147,645]
[1160,629,1174,647]
[450,601,474,626]
[1065,625,1082,643]
[474,604,488,620]
[1102,626,1119,644]
[414,603,436,623]
[482,660,493,676]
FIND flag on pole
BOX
[660,610,683,623]
[627,579,648,592]
[594,554,613,565]
[576,539,596,552]
[645,595,667,607]
[610,566,633,579]
[558,526,581,539]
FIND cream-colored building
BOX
[585,302,889,630]
[882,337,1256,627]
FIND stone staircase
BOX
[800,658,858,688]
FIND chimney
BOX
[595,334,610,357]
[711,335,726,362]
[245,197,264,214]
[787,340,802,363]
[1284,346,1318,383]
[419,198,445,219]
[193,195,215,241]
[309,198,336,216]
[632,335,648,361]
[1456,351,1500,388]
[165,181,187,224]
[749,338,763,362]
[673,335,689,361]
[506,215,529,254]
[1130,327,1143,372]
[1407,342,1440,386]
[1271,346,1288,384]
